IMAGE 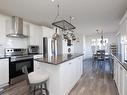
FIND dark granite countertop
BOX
[112,53,127,71]
[34,53,84,65]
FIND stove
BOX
[5,48,34,84]
[5,48,28,56]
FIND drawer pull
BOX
[69,63,71,64]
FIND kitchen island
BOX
[34,53,83,95]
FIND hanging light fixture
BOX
[96,29,106,45]
[52,5,76,30]
[51,0,55,2]
[52,4,76,42]
[52,28,59,40]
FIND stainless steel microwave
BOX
[28,45,39,54]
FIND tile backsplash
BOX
[0,37,28,55]
[5,38,28,48]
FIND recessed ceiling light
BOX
[51,0,55,2]
[71,17,75,20]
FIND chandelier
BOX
[96,29,106,45]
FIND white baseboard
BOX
[0,83,9,88]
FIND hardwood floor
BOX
[69,59,119,95]
[1,59,119,95]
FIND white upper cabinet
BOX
[120,11,127,44]
[29,24,42,45]
[0,15,8,38]
[29,25,55,53]
[23,22,30,36]
[29,24,43,53]
[121,21,127,44]
[42,26,54,38]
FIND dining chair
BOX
[96,50,105,71]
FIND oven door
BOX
[9,58,33,79]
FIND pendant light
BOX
[96,29,106,45]
[51,0,55,2]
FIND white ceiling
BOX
[0,0,127,34]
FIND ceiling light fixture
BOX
[51,0,55,2]
[96,29,106,45]
[52,4,76,42]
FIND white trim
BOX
[0,83,9,88]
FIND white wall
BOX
[83,32,117,59]
[74,29,84,54]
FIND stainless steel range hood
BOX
[6,16,28,38]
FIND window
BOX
[91,39,96,46]
[91,38,109,52]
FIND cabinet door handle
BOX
[69,63,71,64]
[126,74,127,77]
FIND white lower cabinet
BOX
[123,69,127,95]
[60,56,83,95]
[60,60,73,95]
[114,59,118,85]
[113,56,127,95]
[118,65,124,95]
[34,60,40,72]
[34,54,43,72]
[0,58,9,87]
[29,24,43,53]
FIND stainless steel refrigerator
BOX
[43,37,62,57]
